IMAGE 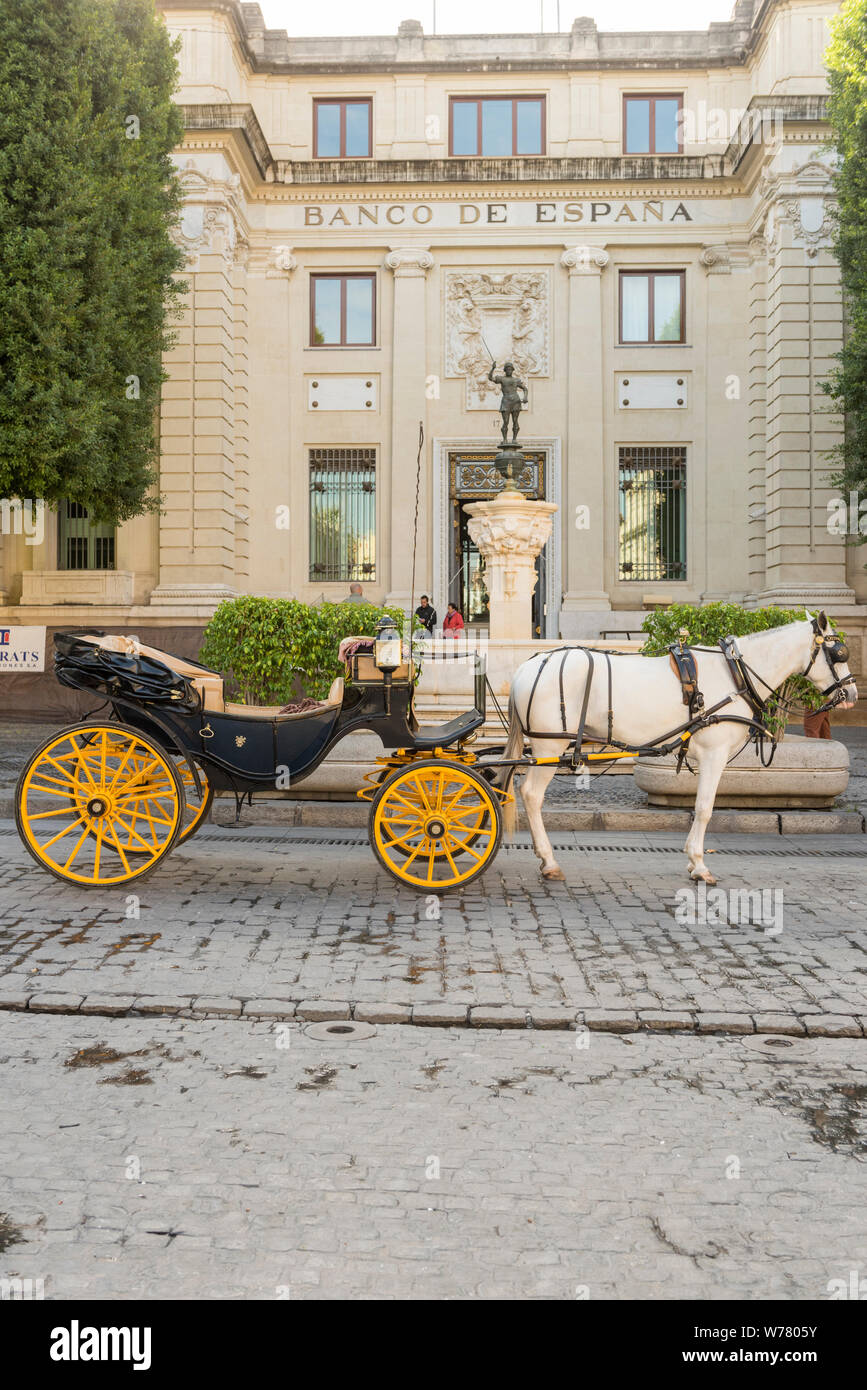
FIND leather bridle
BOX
[721,620,855,721]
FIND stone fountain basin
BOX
[633,734,850,809]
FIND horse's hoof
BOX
[541,865,565,881]
[690,869,717,886]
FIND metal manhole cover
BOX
[304,1020,377,1042]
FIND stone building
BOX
[1,0,864,675]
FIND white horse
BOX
[499,613,857,885]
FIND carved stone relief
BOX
[444,270,550,410]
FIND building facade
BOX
[2,0,865,668]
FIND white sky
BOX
[258,1,736,37]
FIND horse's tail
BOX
[496,695,524,840]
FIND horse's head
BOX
[804,610,858,711]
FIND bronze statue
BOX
[488,360,528,443]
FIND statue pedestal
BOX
[465,492,558,642]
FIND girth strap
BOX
[571,650,595,770]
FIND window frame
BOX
[313,97,373,159]
[57,501,116,572]
[622,93,684,155]
[618,270,686,346]
[448,95,547,157]
[308,446,377,584]
[617,445,688,584]
[309,273,377,349]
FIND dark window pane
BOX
[344,102,370,157]
[345,277,374,344]
[481,99,513,156]
[452,101,477,155]
[313,278,341,344]
[316,103,340,156]
[516,99,543,154]
[625,99,650,153]
[654,275,682,341]
[654,99,680,153]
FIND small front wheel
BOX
[16,723,184,887]
[368,759,502,892]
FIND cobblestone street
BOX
[1,819,866,1300]
[1,1014,866,1300]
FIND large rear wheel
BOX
[369,759,502,892]
[16,723,184,887]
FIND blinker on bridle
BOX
[805,619,853,708]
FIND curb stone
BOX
[0,992,864,1038]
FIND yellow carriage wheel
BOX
[16,723,184,887]
[369,759,502,892]
[75,743,212,854]
[174,757,212,844]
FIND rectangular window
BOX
[309,448,376,583]
[620,271,685,344]
[58,501,115,571]
[310,274,376,347]
[623,94,682,154]
[313,99,371,158]
[449,96,545,156]
[618,447,687,582]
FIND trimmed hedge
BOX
[199,596,404,704]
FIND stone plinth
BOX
[465,493,558,642]
[633,735,849,809]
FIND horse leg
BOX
[684,744,729,885]
[519,761,564,880]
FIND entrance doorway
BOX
[448,450,547,636]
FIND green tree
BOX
[823,0,867,512]
[0,0,184,523]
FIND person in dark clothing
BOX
[415,595,437,633]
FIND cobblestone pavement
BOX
[0,822,865,1031]
[1,1013,865,1300]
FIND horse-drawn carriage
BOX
[15,613,857,893]
[15,629,507,892]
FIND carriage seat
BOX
[78,634,343,718]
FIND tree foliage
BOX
[199,596,407,704]
[822,0,867,507]
[0,0,184,522]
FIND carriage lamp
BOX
[375,615,402,713]
[374,616,402,673]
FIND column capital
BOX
[384,246,434,275]
[561,245,609,275]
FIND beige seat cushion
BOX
[222,678,344,721]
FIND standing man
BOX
[345,582,366,604]
[415,595,437,634]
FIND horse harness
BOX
[516,619,853,774]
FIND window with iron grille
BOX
[618,447,686,582]
[309,448,376,583]
[58,501,116,571]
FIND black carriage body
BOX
[52,632,483,794]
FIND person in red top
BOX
[443,602,465,638]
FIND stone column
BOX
[383,246,433,614]
[465,494,558,642]
[151,161,246,608]
[559,246,611,637]
[758,185,855,608]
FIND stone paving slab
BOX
[0,824,865,1035]
[1,1013,865,1300]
